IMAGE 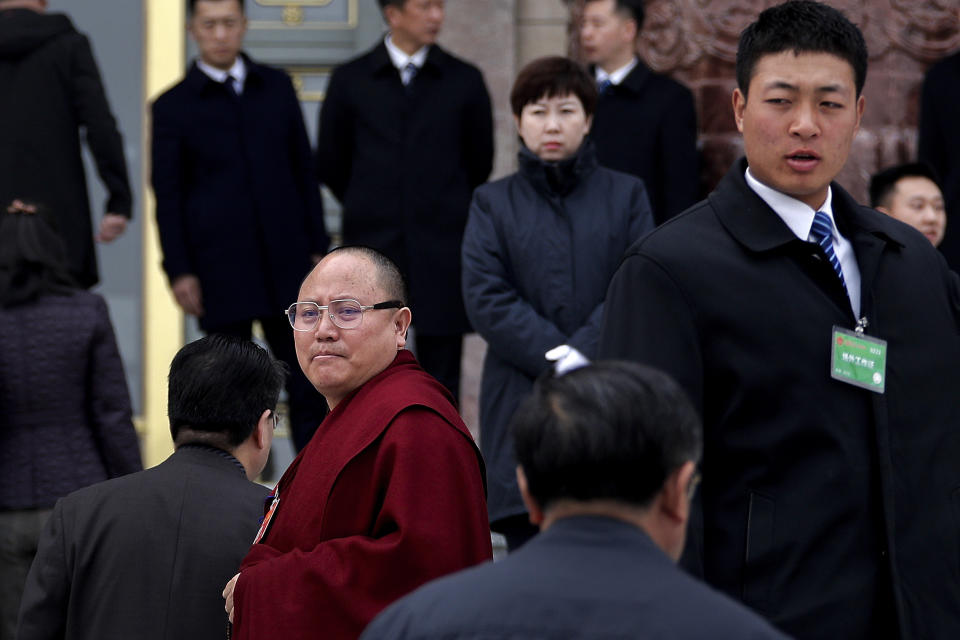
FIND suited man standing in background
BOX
[316,0,494,402]
[580,0,698,223]
[151,0,328,450]
[16,335,278,640]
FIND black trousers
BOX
[414,333,463,404]
[210,315,327,451]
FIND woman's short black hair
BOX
[510,56,598,118]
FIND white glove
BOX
[545,345,590,376]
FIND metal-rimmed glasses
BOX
[285,299,404,331]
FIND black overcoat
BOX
[589,60,699,224]
[0,9,131,288]
[317,42,493,335]
[918,51,960,270]
[17,446,269,640]
[463,144,653,524]
[151,57,327,330]
[600,159,960,639]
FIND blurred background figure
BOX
[0,200,141,640]
[462,56,653,551]
[0,0,132,289]
[869,162,946,247]
[16,335,277,640]
[316,0,494,404]
[151,0,328,451]
[918,12,960,267]
[579,0,698,223]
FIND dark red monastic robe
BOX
[233,350,492,639]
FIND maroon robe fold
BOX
[233,350,491,639]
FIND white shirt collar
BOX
[384,34,429,71]
[197,56,247,92]
[596,57,638,86]
[745,167,835,241]
[744,167,861,317]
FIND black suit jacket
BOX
[599,159,960,639]
[17,446,269,640]
[317,42,494,335]
[362,516,789,639]
[918,51,960,270]
[0,9,131,288]
[589,60,699,224]
[151,56,328,330]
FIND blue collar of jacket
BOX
[709,157,905,254]
[517,138,599,198]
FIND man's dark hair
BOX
[869,162,942,209]
[324,245,409,304]
[736,0,868,97]
[168,334,287,448]
[376,0,407,11]
[512,361,702,511]
[188,0,244,15]
[510,56,598,118]
[0,201,77,308]
[584,0,645,30]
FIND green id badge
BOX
[831,324,887,394]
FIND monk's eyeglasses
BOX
[285,299,404,331]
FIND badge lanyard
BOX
[831,317,887,394]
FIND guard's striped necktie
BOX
[810,210,847,291]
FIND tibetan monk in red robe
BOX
[224,246,492,639]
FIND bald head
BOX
[321,246,408,306]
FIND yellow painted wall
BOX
[141,0,185,467]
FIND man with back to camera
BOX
[869,162,946,247]
[316,0,494,402]
[599,1,960,637]
[151,0,328,451]
[223,246,492,640]
[16,334,279,640]
[0,0,132,288]
[579,0,699,223]
[361,361,789,640]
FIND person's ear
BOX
[732,88,747,134]
[383,4,400,30]
[253,409,272,450]
[516,466,543,526]
[623,16,639,44]
[854,94,865,134]
[394,307,412,349]
[660,460,697,525]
